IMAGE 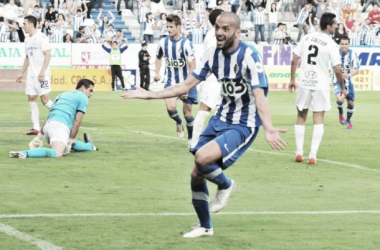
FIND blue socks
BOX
[72,141,94,151]
[167,110,182,125]
[347,105,354,122]
[191,181,212,229]
[23,148,57,158]
[198,163,231,190]
[336,101,344,115]
[185,116,195,140]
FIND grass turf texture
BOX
[0,91,379,249]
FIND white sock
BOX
[294,125,305,156]
[29,102,40,131]
[44,100,53,109]
[309,124,324,159]
[190,110,210,148]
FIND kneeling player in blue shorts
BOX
[122,13,287,238]
[10,79,98,159]
[332,36,359,130]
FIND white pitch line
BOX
[0,222,62,250]
[0,210,379,219]
[133,131,380,173]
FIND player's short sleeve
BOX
[191,47,213,82]
[40,33,51,52]
[329,41,341,67]
[246,47,268,89]
[77,93,89,114]
[184,40,195,63]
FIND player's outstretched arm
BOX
[253,88,287,150]
[121,75,200,100]
[288,54,300,93]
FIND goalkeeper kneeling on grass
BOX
[9,79,98,159]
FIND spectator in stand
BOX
[58,2,71,21]
[57,14,68,28]
[360,18,371,45]
[345,13,355,30]
[219,0,231,12]
[138,0,151,42]
[272,22,287,45]
[40,0,52,14]
[71,8,87,37]
[362,0,380,13]
[157,12,169,39]
[229,0,242,13]
[192,19,204,44]
[296,2,313,42]
[143,12,155,43]
[64,33,73,43]
[282,0,295,20]
[363,22,380,45]
[4,0,19,25]
[41,20,52,36]
[24,0,38,16]
[0,17,7,42]
[51,20,66,43]
[245,0,255,22]
[308,20,320,33]
[253,4,266,44]
[194,0,206,13]
[81,0,92,18]
[333,23,346,44]
[97,9,116,34]
[117,0,133,15]
[151,0,166,17]
[77,25,94,43]
[92,24,102,40]
[8,21,22,42]
[369,4,380,24]
[183,6,196,42]
[347,24,360,45]
[45,6,59,23]
[314,0,328,22]
[102,23,117,41]
[327,0,343,23]
[344,0,356,9]
[31,5,42,27]
[342,3,355,21]
[115,29,128,46]
[267,3,278,43]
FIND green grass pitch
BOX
[0,91,379,250]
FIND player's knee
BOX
[194,152,211,169]
[190,168,204,183]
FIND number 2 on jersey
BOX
[307,45,319,65]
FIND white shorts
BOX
[43,121,70,145]
[151,2,166,13]
[198,78,221,110]
[25,75,51,96]
[296,88,331,112]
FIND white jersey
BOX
[294,31,341,90]
[25,32,51,77]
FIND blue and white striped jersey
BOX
[0,23,7,42]
[254,9,266,25]
[192,41,269,128]
[51,26,66,43]
[72,14,85,32]
[156,36,195,85]
[333,49,359,85]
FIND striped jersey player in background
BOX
[333,36,359,129]
[154,14,198,146]
[122,12,287,238]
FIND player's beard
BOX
[217,31,236,52]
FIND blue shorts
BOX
[191,117,259,169]
[333,81,355,101]
[164,83,198,105]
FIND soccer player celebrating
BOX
[333,36,359,129]
[122,12,287,238]
[190,8,224,149]
[289,13,346,165]
[9,79,97,159]
[154,14,198,146]
[16,15,53,136]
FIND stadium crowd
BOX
[0,0,379,45]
